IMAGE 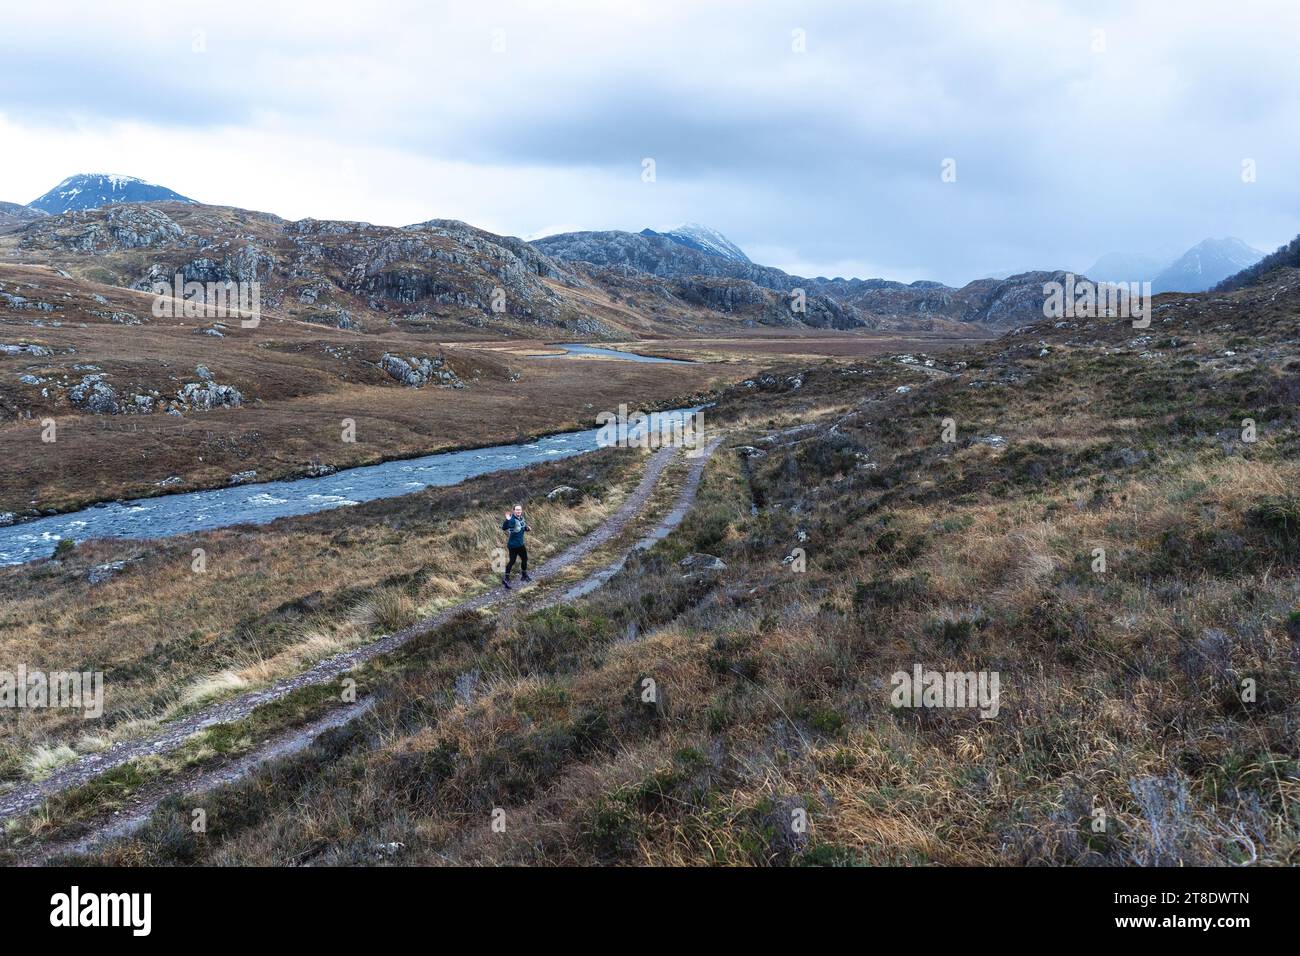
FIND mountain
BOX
[27,174,197,215]
[1151,237,1263,293]
[4,195,1081,336]
[535,228,1061,331]
[1085,250,1170,285]
[1215,232,1300,292]
[0,202,47,232]
[639,223,751,263]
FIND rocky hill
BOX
[11,203,606,336]
[0,202,46,233]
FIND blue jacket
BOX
[502,516,528,548]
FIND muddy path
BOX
[10,440,723,861]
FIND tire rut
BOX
[0,445,678,825]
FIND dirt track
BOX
[9,439,722,860]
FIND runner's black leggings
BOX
[505,545,528,576]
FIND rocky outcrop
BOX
[0,342,54,356]
[21,205,185,252]
[68,373,119,414]
[0,292,58,312]
[177,380,243,410]
[665,277,868,330]
[379,353,464,388]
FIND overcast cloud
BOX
[1,0,1297,284]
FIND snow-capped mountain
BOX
[639,223,751,263]
[1151,238,1264,293]
[27,174,197,215]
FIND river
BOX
[0,407,701,566]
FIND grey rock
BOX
[69,373,119,414]
[177,381,242,410]
[679,552,727,573]
[0,342,53,356]
[0,292,57,312]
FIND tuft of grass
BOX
[179,671,250,709]
[351,589,419,634]
[22,743,78,781]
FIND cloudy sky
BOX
[1,0,1297,284]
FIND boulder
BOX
[546,484,583,504]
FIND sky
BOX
[1,0,1298,286]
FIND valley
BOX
[0,174,1296,871]
[3,259,1297,865]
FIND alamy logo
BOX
[0,666,103,718]
[890,664,1000,719]
[152,273,261,327]
[1043,274,1151,328]
[50,886,151,936]
[596,405,706,455]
